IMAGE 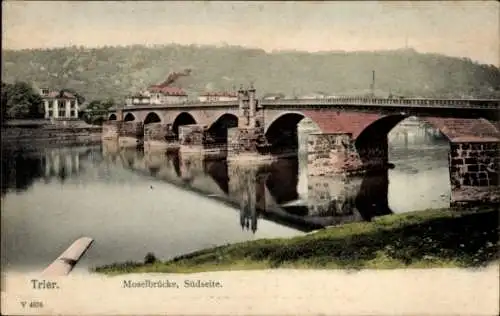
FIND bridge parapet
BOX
[110,100,239,111]
[110,98,499,112]
[261,98,499,109]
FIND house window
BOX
[48,110,53,117]
[59,109,65,117]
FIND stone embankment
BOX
[1,120,102,147]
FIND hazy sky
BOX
[3,1,499,65]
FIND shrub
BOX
[144,252,157,264]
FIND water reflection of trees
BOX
[1,147,44,195]
[1,145,100,195]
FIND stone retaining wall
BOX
[1,126,102,146]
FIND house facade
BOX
[125,94,151,106]
[39,89,79,120]
[146,85,188,104]
[125,85,188,105]
[198,91,238,102]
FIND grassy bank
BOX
[93,207,499,275]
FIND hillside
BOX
[2,44,500,103]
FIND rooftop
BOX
[148,85,187,96]
[42,90,77,99]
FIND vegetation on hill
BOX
[2,45,500,103]
[93,206,499,274]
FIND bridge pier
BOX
[118,121,144,148]
[102,121,121,141]
[307,132,392,177]
[449,141,500,206]
[144,123,178,151]
[307,133,364,176]
[178,124,208,155]
[227,126,273,162]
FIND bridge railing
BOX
[108,97,499,112]
[109,100,239,111]
[260,97,499,109]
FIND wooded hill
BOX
[2,44,499,103]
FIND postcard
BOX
[1,1,499,315]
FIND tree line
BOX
[1,80,114,125]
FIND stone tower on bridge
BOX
[228,85,270,156]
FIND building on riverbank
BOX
[39,89,80,120]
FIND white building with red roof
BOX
[145,85,188,104]
[39,88,79,119]
[198,91,238,102]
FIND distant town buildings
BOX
[125,94,151,106]
[300,92,329,99]
[39,88,79,120]
[197,91,238,102]
[262,93,285,100]
[146,85,188,104]
[125,84,188,106]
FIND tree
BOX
[1,81,43,120]
[1,82,13,122]
[82,98,116,125]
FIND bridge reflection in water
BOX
[101,141,394,232]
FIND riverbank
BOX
[1,119,102,147]
[93,206,499,275]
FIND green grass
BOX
[93,206,499,275]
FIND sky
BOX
[2,1,499,65]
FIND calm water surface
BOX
[1,130,450,273]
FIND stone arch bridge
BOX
[103,87,500,206]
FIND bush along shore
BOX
[93,206,499,275]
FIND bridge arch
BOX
[172,112,197,136]
[353,114,459,164]
[207,113,239,145]
[265,112,320,154]
[108,114,117,121]
[123,113,136,122]
[144,112,162,124]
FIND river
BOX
[1,125,450,274]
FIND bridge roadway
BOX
[104,90,500,207]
